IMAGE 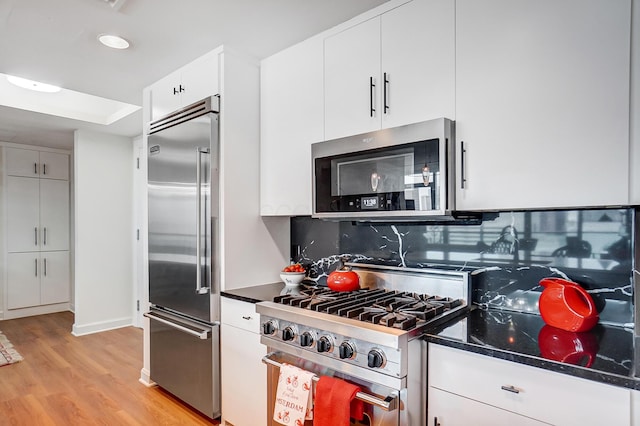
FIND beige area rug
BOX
[0,331,23,366]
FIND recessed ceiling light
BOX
[98,34,130,49]
[6,75,61,93]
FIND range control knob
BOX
[339,341,356,359]
[317,336,333,353]
[262,321,277,335]
[300,332,315,347]
[282,326,296,342]
[367,349,385,368]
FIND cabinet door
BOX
[429,344,630,426]
[221,298,266,426]
[7,252,40,309]
[40,251,70,305]
[455,0,631,210]
[150,70,183,121]
[39,179,70,251]
[180,52,219,107]
[428,387,546,426]
[39,152,69,180]
[220,324,266,426]
[325,17,381,140]
[381,0,455,128]
[260,36,324,216]
[7,176,40,252]
[6,148,39,177]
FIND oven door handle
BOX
[261,352,398,412]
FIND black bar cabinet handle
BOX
[369,76,376,117]
[383,72,389,114]
[434,417,440,426]
[460,141,467,189]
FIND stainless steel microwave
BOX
[312,118,456,221]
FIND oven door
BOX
[262,351,403,426]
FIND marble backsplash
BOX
[291,208,635,328]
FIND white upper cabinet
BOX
[455,0,631,211]
[380,0,455,128]
[260,36,324,216]
[149,50,220,122]
[325,17,381,140]
[6,148,69,180]
[324,0,455,140]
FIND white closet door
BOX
[40,251,70,305]
[7,252,41,309]
[39,179,70,251]
[39,152,69,180]
[7,176,40,252]
[5,148,40,177]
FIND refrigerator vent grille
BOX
[149,96,220,135]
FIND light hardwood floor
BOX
[0,311,219,425]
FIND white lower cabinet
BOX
[221,297,266,426]
[428,344,631,426]
[7,251,70,309]
[633,390,640,425]
[429,387,545,426]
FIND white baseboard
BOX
[3,303,70,320]
[139,368,155,387]
[71,316,132,336]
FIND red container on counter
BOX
[538,277,599,333]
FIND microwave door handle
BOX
[196,147,210,295]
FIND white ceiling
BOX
[0,0,389,150]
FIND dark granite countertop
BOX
[424,307,639,390]
[221,282,297,304]
[222,283,639,390]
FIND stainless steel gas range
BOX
[256,264,469,426]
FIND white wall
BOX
[72,129,133,335]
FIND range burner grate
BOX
[273,286,463,330]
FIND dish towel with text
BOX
[273,363,314,425]
[313,376,364,426]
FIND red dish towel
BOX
[313,376,364,426]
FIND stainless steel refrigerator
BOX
[144,96,220,419]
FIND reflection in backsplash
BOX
[291,208,635,327]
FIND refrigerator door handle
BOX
[196,147,210,295]
[144,311,211,340]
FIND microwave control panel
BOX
[330,192,405,212]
